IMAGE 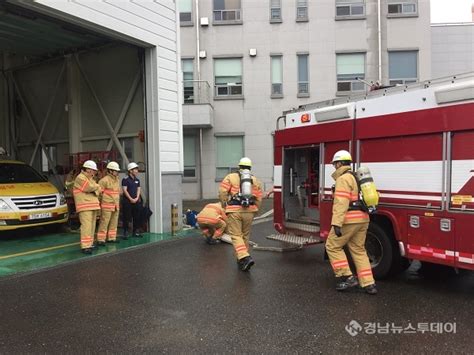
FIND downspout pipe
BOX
[377,0,382,83]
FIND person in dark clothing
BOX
[121,162,143,239]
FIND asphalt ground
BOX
[0,220,473,353]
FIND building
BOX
[431,22,474,79]
[0,0,182,233]
[179,0,431,200]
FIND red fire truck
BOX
[272,72,474,278]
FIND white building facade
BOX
[431,22,474,79]
[179,0,431,200]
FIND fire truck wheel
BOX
[365,223,394,279]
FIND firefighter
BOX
[73,160,102,254]
[218,157,263,271]
[197,202,227,245]
[325,150,377,295]
[122,162,143,239]
[97,162,121,245]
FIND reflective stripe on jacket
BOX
[218,172,263,213]
[197,202,227,237]
[73,172,101,212]
[331,166,369,226]
[99,174,120,211]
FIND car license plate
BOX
[28,212,52,220]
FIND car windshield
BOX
[0,163,47,184]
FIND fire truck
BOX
[272,72,474,278]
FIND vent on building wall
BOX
[200,17,209,26]
[199,50,207,59]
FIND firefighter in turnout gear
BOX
[197,202,227,245]
[218,157,263,271]
[97,162,121,245]
[73,160,102,254]
[325,150,377,295]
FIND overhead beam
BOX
[29,61,65,166]
[73,53,130,166]
[106,70,141,151]
[9,72,58,178]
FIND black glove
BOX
[332,225,342,237]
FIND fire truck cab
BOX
[273,73,474,278]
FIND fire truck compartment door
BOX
[407,215,455,266]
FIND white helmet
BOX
[82,160,98,171]
[106,161,120,171]
[127,162,139,171]
[238,157,252,168]
[331,150,352,163]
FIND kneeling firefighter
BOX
[97,161,121,245]
[324,150,377,295]
[196,202,227,245]
[73,160,102,254]
[218,157,263,271]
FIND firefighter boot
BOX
[363,284,378,295]
[81,248,93,255]
[335,275,359,291]
[239,256,255,271]
[206,236,219,245]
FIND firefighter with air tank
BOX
[325,150,378,295]
[73,160,102,254]
[97,162,121,245]
[218,157,263,271]
[196,202,227,245]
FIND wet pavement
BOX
[0,220,473,353]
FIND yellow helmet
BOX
[331,150,352,163]
[238,157,252,168]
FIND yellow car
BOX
[0,159,68,231]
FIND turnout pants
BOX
[227,212,255,261]
[79,210,98,249]
[325,222,375,287]
[97,209,119,242]
[122,202,141,235]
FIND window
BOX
[0,163,46,184]
[297,54,309,96]
[184,135,197,178]
[178,0,193,23]
[389,51,418,85]
[216,136,243,180]
[336,0,365,18]
[41,146,56,173]
[214,58,242,97]
[182,59,194,103]
[270,0,282,22]
[271,55,283,96]
[387,0,417,16]
[213,0,241,22]
[296,0,308,21]
[336,53,365,92]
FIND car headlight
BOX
[59,193,67,206]
[0,199,13,211]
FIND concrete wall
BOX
[21,0,183,233]
[432,23,474,78]
[181,0,431,199]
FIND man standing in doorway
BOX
[73,160,102,254]
[122,162,143,239]
[97,161,121,245]
[325,150,377,295]
[219,157,263,271]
